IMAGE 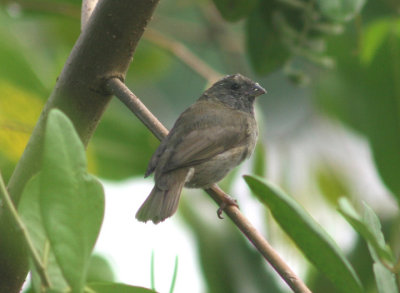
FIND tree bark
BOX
[0,1,160,291]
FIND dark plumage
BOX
[136,74,266,224]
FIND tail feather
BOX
[136,177,185,224]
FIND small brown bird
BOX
[136,74,266,224]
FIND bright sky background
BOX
[95,179,205,293]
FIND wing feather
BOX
[160,101,251,173]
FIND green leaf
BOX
[338,199,393,263]
[362,202,395,263]
[362,202,389,256]
[86,282,157,293]
[360,19,393,65]
[246,10,290,75]
[212,0,258,22]
[244,175,363,293]
[40,109,105,292]
[87,255,115,283]
[19,175,69,292]
[316,0,366,22]
[373,263,398,293]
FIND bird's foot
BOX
[217,193,239,219]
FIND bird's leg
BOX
[205,185,240,219]
[216,190,239,219]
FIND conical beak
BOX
[253,83,266,96]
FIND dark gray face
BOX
[200,74,266,114]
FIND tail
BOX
[136,175,186,224]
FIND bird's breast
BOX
[185,121,258,189]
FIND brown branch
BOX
[0,1,160,291]
[144,28,223,84]
[106,77,312,293]
[81,0,99,30]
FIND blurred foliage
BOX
[246,8,291,75]
[244,0,366,78]
[180,197,283,293]
[212,0,258,22]
[314,16,400,202]
[0,0,400,292]
[87,283,157,293]
[0,81,43,180]
[23,254,116,291]
[89,99,159,180]
[245,176,363,293]
[315,161,350,205]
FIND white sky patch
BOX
[95,179,205,293]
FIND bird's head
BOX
[201,74,266,113]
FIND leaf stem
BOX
[0,172,51,288]
[169,256,178,293]
[106,77,312,293]
[150,251,156,290]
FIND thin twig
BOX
[106,78,168,141]
[144,28,223,84]
[0,172,51,288]
[106,77,312,293]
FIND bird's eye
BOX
[231,83,241,90]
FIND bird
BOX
[136,73,266,224]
